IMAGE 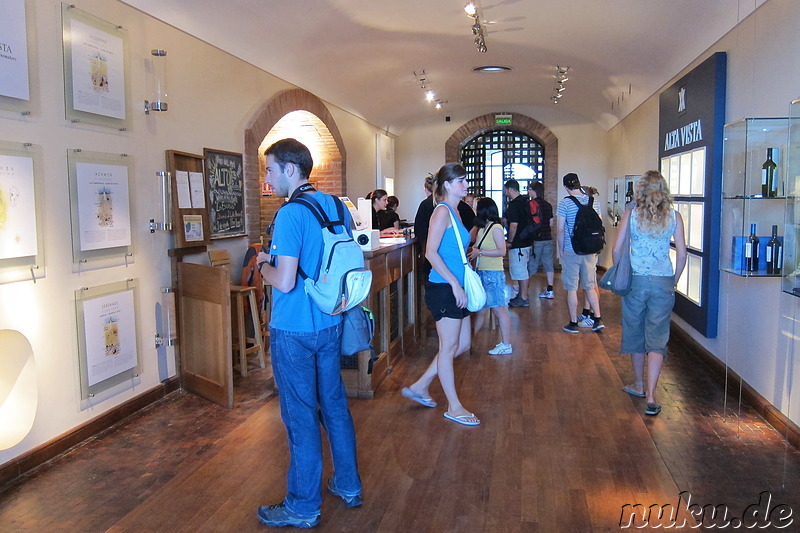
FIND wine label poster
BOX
[75,162,131,251]
[0,0,30,100]
[82,289,137,386]
[0,153,37,260]
[69,18,125,120]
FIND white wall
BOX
[608,0,800,425]
[0,0,383,465]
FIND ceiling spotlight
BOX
[473,65,512,72]
[425,90,435,101]
[551,65,570,103]
[464,2,477,16]
[435,101,443,109]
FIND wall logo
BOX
[677,85,687,114]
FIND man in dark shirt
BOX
[527,181,555,299]
[504,179,534,307]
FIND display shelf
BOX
[720,117,788,277]
[783,100,800,295]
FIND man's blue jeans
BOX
[270,324,361,517]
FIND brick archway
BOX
[243,88,346,242]
[444,113,559,205]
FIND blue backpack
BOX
[291,193,373,315]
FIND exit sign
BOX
[495,114,512,124]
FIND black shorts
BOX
[425,282,469,321]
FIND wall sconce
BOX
[149,171,172,232]
[144,49,168,114]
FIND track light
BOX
[464,1,487,53]
[414,70,447,111]
[551,65,570,103]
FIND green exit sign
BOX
[495,114,512,124]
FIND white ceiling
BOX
[121,0,758,133]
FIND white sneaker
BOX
[578,317,594,328]
[489,343,513,355]
[538,290,554,299]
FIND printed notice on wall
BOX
[76,162,131,251]
[0,153,37,259]
[0,0,30,100]
[82,289,137,386]
[69,18,126,119]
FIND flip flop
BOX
[443,412,480,426]
[645,403,662,416]
[622,385,646,398]
[401,387,437,408]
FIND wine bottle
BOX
[625,182,633,204]
[766,224,783,275]
[745,223,759,272]
[762,148,777,198]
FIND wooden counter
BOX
[342,238,419,398]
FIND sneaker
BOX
[508,296,530,308]
[257,503,320,528]
[538,290,554,299]
[576,313,591,322]
[488,343,513,355]
[578,316,594,328]
[327,477,363,508]
[563,322,579,333]
[591,318,605,332]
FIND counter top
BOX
[363,236,416,259]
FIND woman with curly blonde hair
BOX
[615,170,687,416]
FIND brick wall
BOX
[243,89,346,243]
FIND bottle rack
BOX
[720,118,788,277]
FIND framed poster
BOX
[61,4,130,130]
[67,150,134,265]
[204,148,245,239]
[0,141,45,284]
[0,0,31,112]
[75,279,140,399]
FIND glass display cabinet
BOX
[783,101,800,296]
[720,117,789,277]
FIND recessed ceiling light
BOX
[473,65,513,72]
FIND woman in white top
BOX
[614,170,687,416]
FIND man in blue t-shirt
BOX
[256,139,362,528]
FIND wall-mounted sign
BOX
[495,113,512,125]
[658,52,726,338]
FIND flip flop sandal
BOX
[645,403,662,416]
[443,412,480,426]
[401,387,437,408]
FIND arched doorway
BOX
[444,113,559,206]
[243,89,346,242]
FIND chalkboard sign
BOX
[204,148,245,238]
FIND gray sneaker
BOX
[563,322,579,333]
[257,503,320,528]
[327,477,363,508]
[538,290,554,299]
[591,318,605,332]
[508,296,530,307]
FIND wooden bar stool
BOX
[209,249,266,377]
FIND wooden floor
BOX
[2,276,800,532]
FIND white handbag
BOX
[445,205,486,312]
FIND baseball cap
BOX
[563,173,581,189]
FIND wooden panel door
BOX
[177,262,233,408]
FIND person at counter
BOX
[256,138,362,528]
[378,195,401,231]
[371,189,400,235]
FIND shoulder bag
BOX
[599,208,632,296]
[445,205,487,312]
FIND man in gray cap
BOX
[555,173,604,333]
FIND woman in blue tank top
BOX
[614,171,687,416]
[401,163,480,426]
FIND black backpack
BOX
[567,195,605,254]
